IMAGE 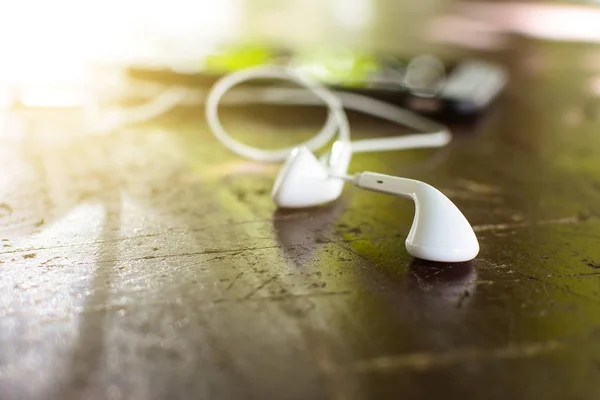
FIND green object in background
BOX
[291,47,380,87]
[203,43,380,87]
[204,44,277,73]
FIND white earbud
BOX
[272,142,352,208]
[347,172,479,262]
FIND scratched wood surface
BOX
[3,38,600,399]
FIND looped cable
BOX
[92,64,452,160]
[205,65,451,163]
[205,65,350,163]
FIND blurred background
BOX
[0,0,599,111]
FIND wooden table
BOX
[2,35,600,399]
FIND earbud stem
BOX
[350,131,450,154]
[351,172,419,200]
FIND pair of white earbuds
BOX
[205,66,479,263]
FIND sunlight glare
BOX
[0,0,241,107]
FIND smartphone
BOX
[325,58,508,118]
[126,44,508,120]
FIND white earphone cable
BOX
[205,65,351,162]
[90,65,451,160]
[204,65,451,162]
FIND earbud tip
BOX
[272,147,342,208]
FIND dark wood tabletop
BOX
[3,9,600,400]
